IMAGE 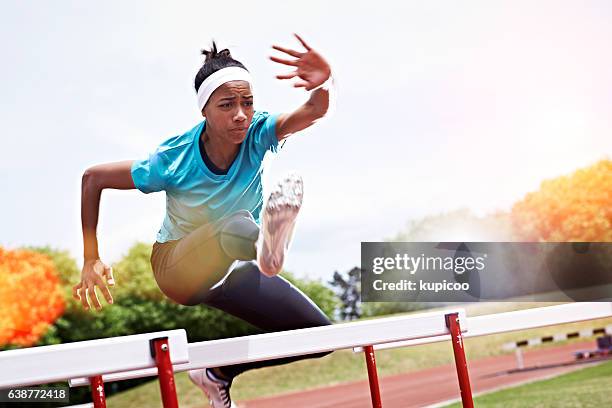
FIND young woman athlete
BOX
[73,34,335,407]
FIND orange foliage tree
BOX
[511,159,612,241]
[0,247,65,347]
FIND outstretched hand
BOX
[270,34,331,91]
[73,259,115,312]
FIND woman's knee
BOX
[219,211,259,260]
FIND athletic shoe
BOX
[188,368,237,408]
[257,173,303,276]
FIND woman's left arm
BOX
[270,34,335,141]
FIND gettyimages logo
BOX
[371,252,487,275]
[361,242,612,302]
[362,242,487,301]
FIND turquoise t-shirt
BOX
[131,111,280,243]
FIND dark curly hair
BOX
[194,41,249,94]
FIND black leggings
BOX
[150,210,332,379]
[199,260,332,378]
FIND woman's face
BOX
[202,80,254,145]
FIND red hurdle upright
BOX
[89,336,179,408]
[89,375,106,408]
[446,312,474,408]
[362,312,473,407]
[363,345,382,408]
[150,337,179,408]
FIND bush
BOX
[361,302,429,318]
[0,247,65,348]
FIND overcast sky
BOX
[1,1,610,281]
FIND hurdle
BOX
[352,302,612,353]
[2,303,610,407]
[0,330,189,408]
[349,303,611,405]
[65,309,470,407]
[502,324,612,369]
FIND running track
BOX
[238,341,608,408]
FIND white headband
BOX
[196,66,253,111]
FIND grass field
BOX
[104,302,612,407]
[443,360,612,408]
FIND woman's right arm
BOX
[75,160,136,311]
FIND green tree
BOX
[110,242,166,301]
[361,302,428,318]
[282,271,339,321]
[328,267,361,321]
[26,246,81,302]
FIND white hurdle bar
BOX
[67,309,471,407]
[0,330,189,408]
[353,302,612,352]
